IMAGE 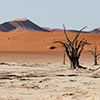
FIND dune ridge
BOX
[0,18,50,32]
[0,18,100,33]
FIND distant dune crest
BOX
[13,18,28,21]
[90,28,100,33]
[0,18,50,32]
[0,18,100,33]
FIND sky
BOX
[0,0,100,31]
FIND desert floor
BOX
[0,52,100,100]
[0,32,100,100]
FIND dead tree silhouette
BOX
[54,25,90,69]
[88,42,100,65]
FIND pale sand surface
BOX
[0,61,100,100]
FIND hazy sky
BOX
[0,0,100,31]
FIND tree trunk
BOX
[63,53,66,65]
[70,59,80,69]
[94,57,98,65]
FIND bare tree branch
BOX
[72,26,87,44]
[78,43,85,58]
[54,25,88,69]
[88,42,100,65]
[54,41,71,59]
[63,24,71,44]
[74,38,86,55]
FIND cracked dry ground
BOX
[0,62,100,100]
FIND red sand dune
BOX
[0,32,99,63]
[0,32,100,52]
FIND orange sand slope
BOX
[0,32,100,52]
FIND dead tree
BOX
[54,25,90,69]
[88,42,100,65]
